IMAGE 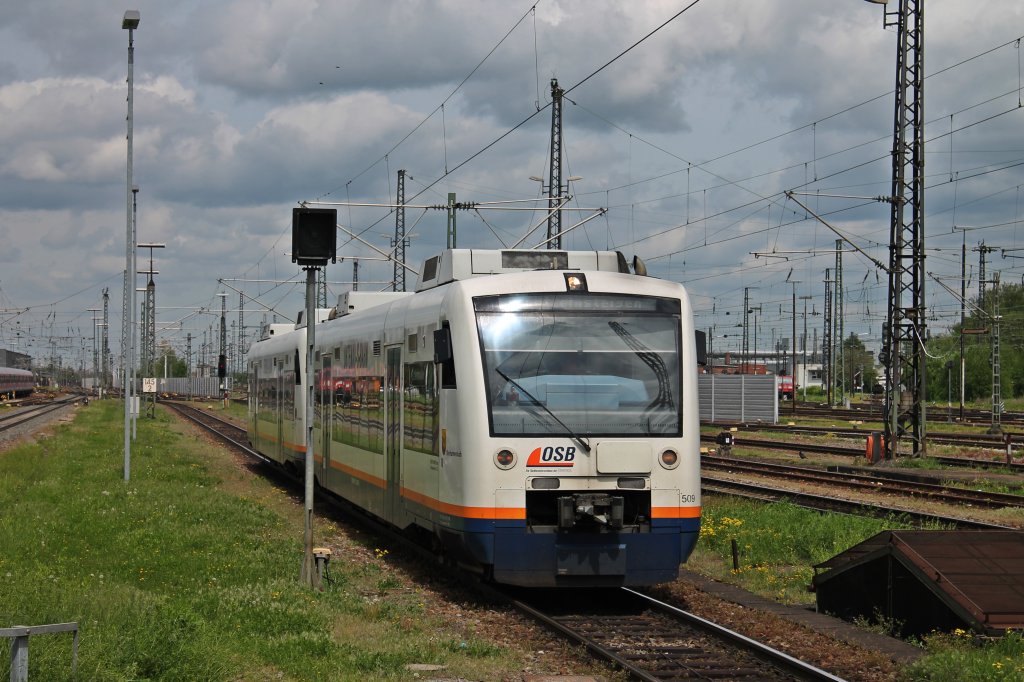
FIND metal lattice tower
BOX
[186,333,192,378]
[989,273,1002,435]
[316,269,327,309]
[835,240,845,406]
[102,288,110,392]
[975,241,996,309]
[238,292,244,375]
[120,265,129,391]
[219,293,227,377]
[742,288,750,370]
[881,0,927,458]
[823,269,833,405]
[547,78,564,250]
[394,169,407,292]
[352,259,359,291]
[138,244,160,377]
[143,277,155,375]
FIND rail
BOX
[510,587,845,681]
[1,622,78,682]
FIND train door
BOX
[275,357,284,462]
[385,345,402,523]
[249,361,257,438]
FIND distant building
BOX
[0,349,32,370]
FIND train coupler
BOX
[557,493,624,530]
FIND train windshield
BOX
[475,293,682,437]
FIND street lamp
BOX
[122,9,139,482]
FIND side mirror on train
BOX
[694,330,707,366]
[433,327,453,364]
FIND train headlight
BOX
[659,448,680,469]
[494,448,516,470]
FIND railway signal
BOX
[292,206,337,590]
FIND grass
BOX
[899,630,1024,681]
[689,495,910,605]
[691,495,1023,681]
[0,401,555,681]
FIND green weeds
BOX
[0,401,530,680]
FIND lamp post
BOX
[122,9,139,482]
[88,308,101,392]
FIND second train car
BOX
[248,249,703,587]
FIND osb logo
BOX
[526,445,576,467]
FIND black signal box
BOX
[292,207,337,266]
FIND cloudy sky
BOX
[1,0,1021,372]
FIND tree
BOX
[842,333,877,394]
[153,346,188,377]
[924,281,1024,402]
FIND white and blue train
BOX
[247,249,703,587]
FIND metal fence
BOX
[698,374,778,423]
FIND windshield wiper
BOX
[494,367,591,454]
[607,321,674,411]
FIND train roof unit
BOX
[334,291,414,317]
[258,322,298,341]
[415,249,632,292]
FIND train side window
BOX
[434,322,457,389]
[294,350,301,385]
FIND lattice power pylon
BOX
[988,273,1002,435]
[823,269,833,406]
[835,240,845,406]
[742,288,751,371]
[237,291,245,375]
[394,169,407,292]
[547,79,564,250]
[102,288,110,392]
[975,241,997,309]
[142,277,155,375]
[881,0,927,458]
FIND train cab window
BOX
[475,293,682,437]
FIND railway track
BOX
[709,422,1020,451]
[510,587,843,681]
[703,454,1024,510]
[701,475,1012,530]
[0,395,79,433]
[776,403,1024,429]
[701,432,1024,473]
[165,401,849,680]
[162,401,270,462]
